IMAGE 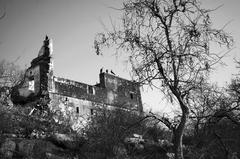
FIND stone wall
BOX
[51,73,142,113]
[11,36,52,104]
[100,73,143,111]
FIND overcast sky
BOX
[0,0,240,112]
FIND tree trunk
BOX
[173,102,189,159]
[173,131,183,159]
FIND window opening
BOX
[130,93,134,99]
[28,80,35,91]
[90,109,94,115]
[88,86,95,95]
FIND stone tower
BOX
[11,36,53,104]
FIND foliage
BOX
[183,118,240,159]
[0,98,74,139]
[186,83,227,136]
[182,71,240,158]
[83,106,144,158]
[82,105,177,159]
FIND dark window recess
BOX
[90,109,94,115]
[130,93,134,99]
[76,107,79,114]
[88,86,93,94]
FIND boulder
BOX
[0,138,16,159]
[48,133,85,150]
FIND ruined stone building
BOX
[11,36,143,129]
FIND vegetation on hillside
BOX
[0,0,240,158]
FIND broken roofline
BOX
[11,36,143,114]
[53,73,139,89]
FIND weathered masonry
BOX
[11,36,143,128]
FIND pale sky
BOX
[0,0,240,113]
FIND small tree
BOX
[94,0,233,158]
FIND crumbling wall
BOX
[49,92,101,131]
[100,73,143,112]
[11,65,41,104]
[49,73,143,130]
[10,36,143,130]
[49,93,93,117]
[11,36,52,104]
[52,74,142,112]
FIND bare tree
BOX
[94,0,233,158]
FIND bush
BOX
[83,106,143,158]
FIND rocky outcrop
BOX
[18,139,64,159]
[0,138,72,159]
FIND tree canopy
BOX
[94,0,233,158]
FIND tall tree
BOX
[94,0,233,158]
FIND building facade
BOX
[11,36,143,129]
